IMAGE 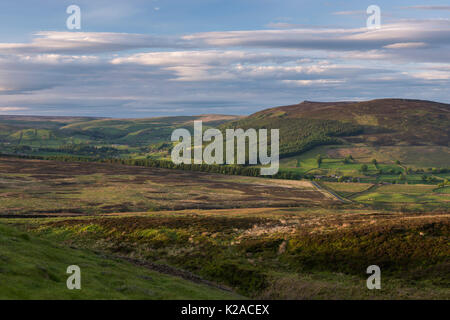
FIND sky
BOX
[0,0,449,117]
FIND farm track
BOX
[311,181,351,203]
[347,183,378,199]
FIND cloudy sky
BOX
[0,0,449,117]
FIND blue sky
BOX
[0,0,449,117]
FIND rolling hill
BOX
[59,114,240,145]
[224,98,448,175]
[239,99,450,147]
[0,99,448,167]
[0,114,241,157]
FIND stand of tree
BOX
[221,117,363,157]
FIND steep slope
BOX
[253,99,450,146]
[0,222,240,299]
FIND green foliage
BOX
[437,179,450,188]
[221,116,362,158]
[285,222,449,283]
[316,154,323,167]
[341,154,355,165]
[203,262,268,296]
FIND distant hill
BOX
[0,114,241,148]
[223,99,450,157]
[60,114,241,145]
[1,99,448,162]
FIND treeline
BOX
[11,144,126,158]
[0,153,305,180]
[43,144,126,157]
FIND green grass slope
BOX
[0,222,240,300]
[60,115,240,145]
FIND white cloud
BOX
[403,6,450,11]
[332,10,366,16]
[282,79,345,86]
[0,107,29,111]
[185,20,450,54]
[408,70,450,80]
[111,50,280,66]
[0,32,185,54]
[383,42,428,49]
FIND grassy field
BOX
[279,144,450,186]
[0,222,240,299]
[6,207,448,299]
[281,145,449,172]
[321,182,374,198]
[352,184,450,209]
[436,186,450,194]
[328,146,450,169]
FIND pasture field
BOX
[325,145,450,169]
[280,145,450,171]
[321,182,374,198]
[279,145,449,186]
[352,184,450,210]
[6,207,449,299]
[436,186,450,194]
[319,181,450,211]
